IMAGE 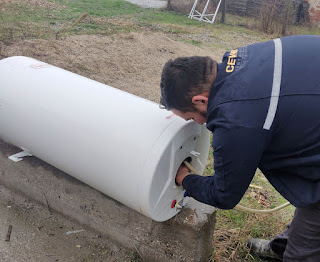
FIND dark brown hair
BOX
[160,56,217,112]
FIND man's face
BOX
[172,108,207,125]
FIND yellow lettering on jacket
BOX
[226,49,238,73]
[226,65,234,73]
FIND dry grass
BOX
[202,136,294,261]
[212,210,291,261]
[210,170,294,261]
[259,0,293,35]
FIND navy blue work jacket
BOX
[182,35,320,209]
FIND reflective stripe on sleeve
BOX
[263,38,283,130]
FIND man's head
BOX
[160,56,217,124]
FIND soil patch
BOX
[1,32,219,102]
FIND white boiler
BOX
[0,56,210,222]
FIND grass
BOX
[127,251,143,262]
[203,135,294,261]
[0,3,45,43]
[0,1,290,45]
[1,0,318,47]
[53,0,142,16]
[0,1,316,260]
[180,39,202,46]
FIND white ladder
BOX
[188,0,222,24]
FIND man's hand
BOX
[176,163,192,186]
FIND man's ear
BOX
[191,93,209,105]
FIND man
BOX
[159,35,320,261]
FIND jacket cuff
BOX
[182,174,200,191]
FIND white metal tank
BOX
[0,56,210,222]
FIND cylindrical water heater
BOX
[0,56,210,222]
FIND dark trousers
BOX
[270,203,320,261]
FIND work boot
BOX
[247,238,282,260]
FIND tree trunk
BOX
[167,0,172,11]
[221,0,226,23]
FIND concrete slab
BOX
[125,0,167,9]
[0,185,136,262]
[0,139,216,262]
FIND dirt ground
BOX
[0,0,227,261]
[0,17,223,262]
[0,32,222,103]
